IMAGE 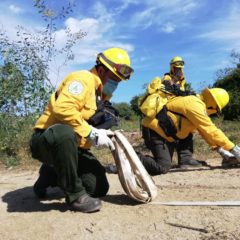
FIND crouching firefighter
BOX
[29,47,134,213]
[138,82,240,175]
[162,56,200,168]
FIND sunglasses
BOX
[172,61,185,67]
[207,106,220,116]
[98,53,134,80]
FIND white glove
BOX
[217,147,235,160]
[230,145,240,161]
[88,127,115,151]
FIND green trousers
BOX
[30,124,109,203]
[141,126,194,175]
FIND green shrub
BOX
[0,114,239,168]
[0,113,37,167]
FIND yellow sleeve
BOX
[162,74,171,82]
[184,98,234,150]
[162,74,186,91]
[53,72,95,137]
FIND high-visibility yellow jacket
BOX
[142,95,234,151]
[162,73,186,91]
[34,68,103,149]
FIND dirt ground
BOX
[1,157,240,240]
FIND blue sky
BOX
[0,0,240,103]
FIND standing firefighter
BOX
[30,47,134,213]
[140,87,240,175]
[162,56,201,168]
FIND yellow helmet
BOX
[96,47,134,80]
[170,56,184,67]
[201,88,229,112]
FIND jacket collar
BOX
[90,67,103,91]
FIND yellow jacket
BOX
[142,95,234,151]
[34,68,103,149]
[162,73,186,91]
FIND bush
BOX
[0,114,37,167]
[113,102,137,120]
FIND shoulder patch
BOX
[68,81,84,95]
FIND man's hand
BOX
[217,147,239,167]
[88,127,115,150]
[217,147,235,160]
[230,145,240,161]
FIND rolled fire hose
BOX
[110,131,240,206]
[111,130,158,203]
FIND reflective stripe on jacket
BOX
[142,95,234,151]
[34,68,102,149]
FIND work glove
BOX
[88,127,115,151]
[217,147,235,160]
[217,147,239,167]
[230,145,240,161]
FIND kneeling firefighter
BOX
[162,56,200,168]
[140,86,240,175]
[162,56,186,91]
[30,47,134,213]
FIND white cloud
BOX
[115,0,139,14]
[161,22,175,33]
[1,1,135,86]
[9,4,23,14]
[91,2,115,29]
[50,8,134,85]
[198,4,240,50]
[128,0,198,33]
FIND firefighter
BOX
[162,56,201,168]
[162,56,186,90]
[140,88,240,175]
[30,47,134,213]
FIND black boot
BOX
[221,157,239,168]
[33,164,58,198]
[69,193,102,213]
[180,159,202,169]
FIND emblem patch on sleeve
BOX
[68,81,84,95]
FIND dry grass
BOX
[0,117,239,169]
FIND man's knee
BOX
[94,178,109,197]
[82,172,109,197]
[91,165,109,197]
[44,124,77,146]
[159,162,172,174]
[140,155,171,175]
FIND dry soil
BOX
[1,157,240,240]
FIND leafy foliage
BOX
[0,0,86,116]
[130,95,143,116]
[0,113,37,167]
[0,1,86,166]
[113,102,137,120]
[213,51,240,120]
[0,63,24,113]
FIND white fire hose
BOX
[150,201,240,206]
[111,131,240,206]
[111,130,158,203]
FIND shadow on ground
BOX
[102,194,140,206]
[1,186,68,213]
[2,185,140,213]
